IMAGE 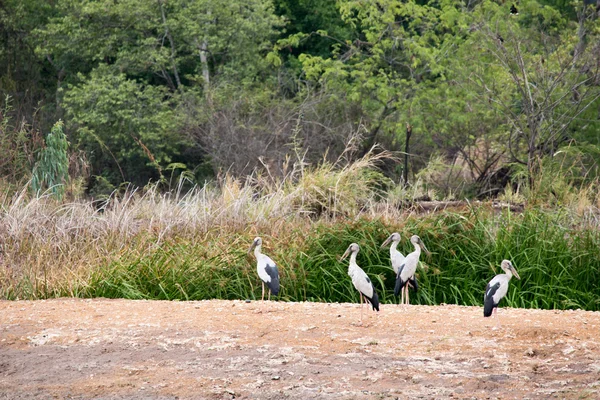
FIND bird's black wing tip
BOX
[483,282,501,317]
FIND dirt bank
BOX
[1,299,599,399]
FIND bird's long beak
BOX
[340,248,351,261]
[248,242,257,254]
[380,236,392,249]
[512,266,521,280]
[420,240,432,257]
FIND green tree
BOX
[462,0,600,186]
[34,0,285,185]
[31,120,69,199]
[297,0,471,171]
[63,65,181,185]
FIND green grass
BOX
[63,208,600,311]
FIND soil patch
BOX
[1,299,599,399]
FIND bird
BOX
[393,235,431,304]
[340,243,379,324]
[510,4,518,15]
[380,232,410,304]
[248,237,280,301]
[484,260,520,325]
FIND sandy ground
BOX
[1,299,599,399]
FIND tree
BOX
[31,120,69,199]
[63,66,181,185]
[464,0,600,186]
[297,0,472,173]
[34,0,285,184]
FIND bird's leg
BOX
[268,290,271,302]
[400,286,404,305]
[494,307,501,328]
[405,285,410,305]
[261,282,265,302]
[359,295,364,325]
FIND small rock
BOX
[245,299,251,303]
[562,346,575,356]
[524,348,536,357]
[272,376,280,380]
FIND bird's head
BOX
[248,237,262,254]
[381,232,401,248]
[411,235,431,256]
[341,243,360,261]
[501,259,520,279]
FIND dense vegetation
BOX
[1,1,600,308]
[1,154,599,309]
[1,0,600,196]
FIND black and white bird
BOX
[341,243,379,324]
[393,235,430,304]
[249,237,280,301]
[484,260,520,323]
[381,232,409,304]
[510,4,518,15]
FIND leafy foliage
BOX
[63,66,181,184]
[31,120,69,199]
[1,0,599,197]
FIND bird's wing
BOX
[352,268,374,299]
[264,262,280,295]
[400,254,417,280]
[391,251,405,273]
[257,255,277,282]
[394,262,407,296]
[396,263,405,280]
[366,281,380,311]
[483,281,502,317]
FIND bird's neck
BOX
[349,252,358,265]
[412,242,421,255]
[390,241,398,255]
[504,269,513,280]
[254,246,262,258]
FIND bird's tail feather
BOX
[267,278,280,296]
[483,299,495,317]
[394,275,406,297]
[365,287,380,312]
[409,277,418,292]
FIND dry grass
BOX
[0,147,400,298]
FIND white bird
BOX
[341,243,379,324]
[484,260,520,323]
[394,235,430,304]
[381,232,410,304]
[249,237,280,301]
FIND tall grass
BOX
[1,149,600,310]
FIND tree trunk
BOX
[199,39,210,88]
